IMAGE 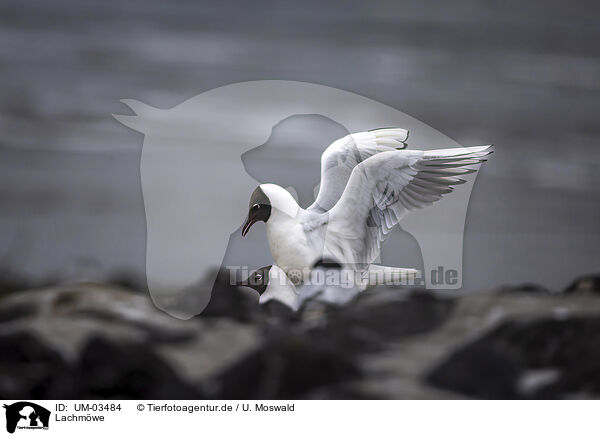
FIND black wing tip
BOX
[313,258,342,269]
[482,144,494,154]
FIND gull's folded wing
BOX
[326,145,493,266]
[309,128,409,212]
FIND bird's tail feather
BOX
[367,264,420,286]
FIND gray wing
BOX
[308,128,409,212]
[325,145,493,267]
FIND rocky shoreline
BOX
[0,273,599,399]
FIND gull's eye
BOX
[252,203,260,210]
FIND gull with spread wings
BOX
[241,128,492,290]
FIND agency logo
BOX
[114,80,489,319]
[3,402,50,434]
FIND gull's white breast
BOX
[266,212,318,283]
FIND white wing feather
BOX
[309,128,409,212]
[324,145,493,267]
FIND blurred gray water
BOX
[1,0,599,293]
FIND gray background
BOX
[1,0,599,293]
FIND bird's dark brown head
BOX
[237,265,272,295]
[242,186,272,236]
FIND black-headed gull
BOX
[241,128,491,288]
[241,260,368,311]
[240,262,420,311]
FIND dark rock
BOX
[106,270,146,293]
[426,316,600,399]
[75,336,200,399]
[325,289,455,352]
[0,302,36,323]
[0,332,71,399]
[426,341,521,399]
[204,327,360,399]
[200,270,259,323]
[9,273,600,400]
[564,274,600,295]
[68,308,196,344]
[203,288,454,399]
[499,283,552,294]
[300,383,381,399]
[0,283,260,399]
